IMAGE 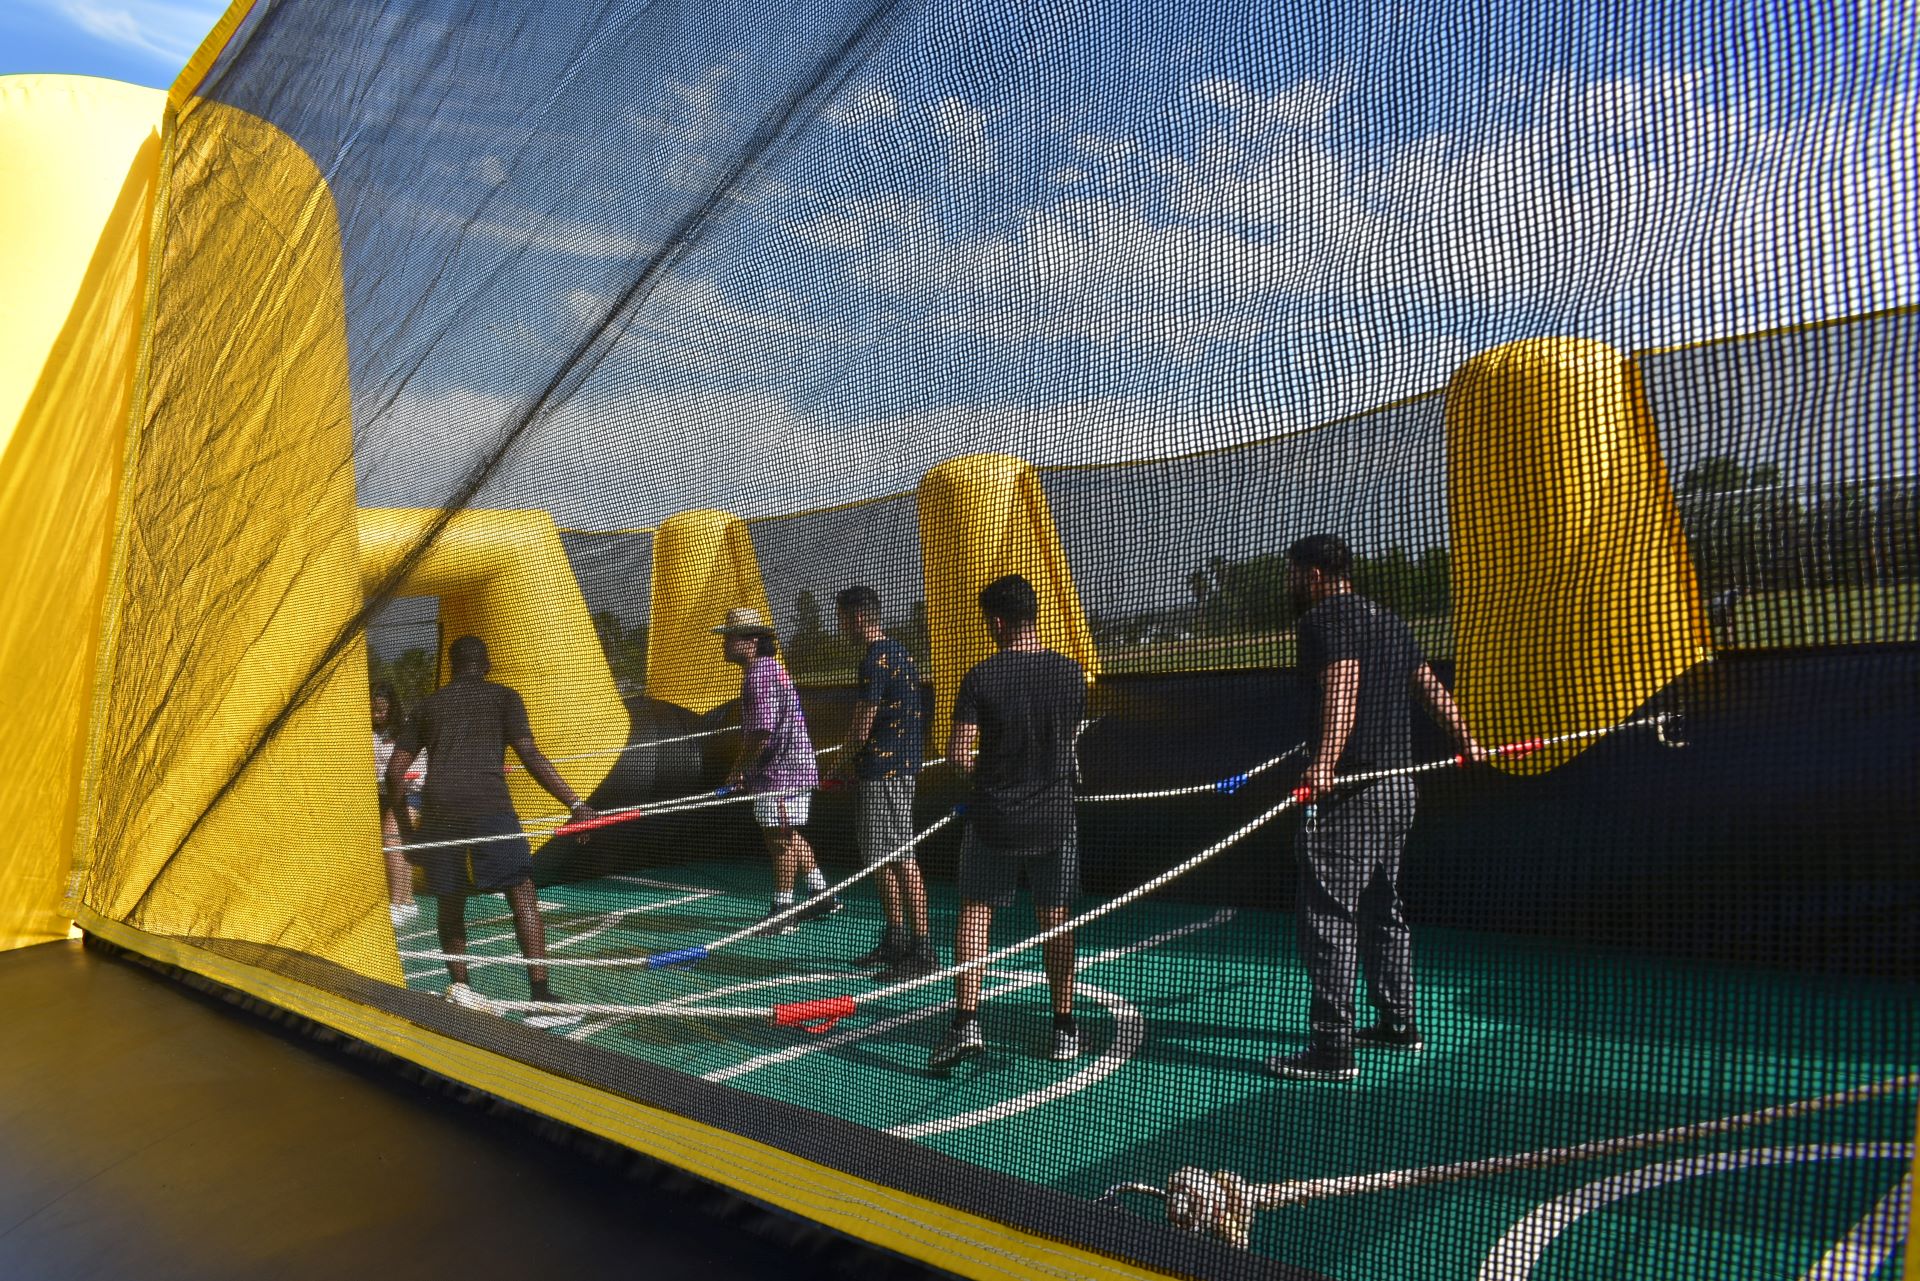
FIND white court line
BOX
[705,909,1235,1084]
[697,911,1236,1141]
[1476,1143,1915,1281]
[403,878,719,973]
[551,891,716,951]
[1802,1173,1911,1281]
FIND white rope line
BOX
[398,788,960,971]
[455,716,1668,1015]
[701,810,955,953]
[506,726,732,769]
[1078,744,1303,803]
[1107,1073,1920,1249]
[394,746,845,856]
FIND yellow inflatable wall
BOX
[0,76,163,952]
[67,97,398,982]
[917,454,1100,743]
[1446,338,1710,772]
[357,507,628,838]
[645,509,773,715]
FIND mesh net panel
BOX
[65,0,1919,1276]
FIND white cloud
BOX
[44,0,222,64]
[932,96,993,172]
[824,84,899,129]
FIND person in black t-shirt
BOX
[834,585,935,979]
[387,636,598,1028]
[1268,535,1483,1083]
[928,575,1087,1072]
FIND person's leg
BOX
[1358,776,1420,1030]
[383,847,416,910]
[898,857,930,938]
[1036,904,1075,1016]
[760,823,799,897]
[438,893,470,986]
[1269,793,1367,1079]
[875,863,904,931]
[931,829,1013,1070]
[953,900,992,1012]
[1297,798,1365,1050]
[504,878,553,998]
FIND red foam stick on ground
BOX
[554,809,646,837]
[1290,785,1313,805]
[1496,737,1547,758]
[773,996,856,1034]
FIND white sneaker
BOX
[445,982,498,1014]
[388,902,421,927]
[524,1010,585,1030]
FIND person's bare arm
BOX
[511,736,598,821]
[726,730,772,791]
[948,721,980,775]
[839,702,878,778]
[1410,663,1486,762]
[385,748,418,840]
[1303,659,1359,798]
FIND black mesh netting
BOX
[90,0,1920,1276]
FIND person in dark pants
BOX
[833,585,936,980]
[387,635,598,1029]
[929,574,1087,1072]
[1269,534,1484,1082]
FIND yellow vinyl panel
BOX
[917,454,1100,744]
[357,507,628,835]
[1445,338,1710,772]
[72,98,399,984]
[0,76,163,951]
[645,509,774,715]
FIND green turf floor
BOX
[394,867,1914,1280]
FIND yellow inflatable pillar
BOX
[68,99,398,982]
[645,510,773,715]
[357,508,628,832]
[0,75,164,951]
[917,454,1099,743]
[1446,339,1710,772]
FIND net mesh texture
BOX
[64,0,1919,1277]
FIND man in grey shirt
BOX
[1270,534,1484,1082]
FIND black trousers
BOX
[1296,775,1419,1049]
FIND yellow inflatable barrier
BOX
[918,454,1100,743]
[1446,338,1710,772]
[0,76,164,952]
[357,508,629,834]
[645,509,773,716]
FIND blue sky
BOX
[0,2,220,87]
[6,0,1914,576]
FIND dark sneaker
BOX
[794,893,843,923]
[1049,1026,1082,1062]
[852,929,903,968]
[753,904,800,936]
[878,941,938,982]
[1264,1046,1359,1082]
[927,1021,985,1072]
[1353,1019,1425,1052]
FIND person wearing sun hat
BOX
[714,607,840,932]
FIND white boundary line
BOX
[1476,1143,1914,1281]
[696,910,1236,1141]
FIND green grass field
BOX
[1719,584,1920,649]
[394,862,1915,1281]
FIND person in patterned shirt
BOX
[834,585,935,980]
[715,607,840,933]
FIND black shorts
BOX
[955,826,1079,910]
[409,812,533,898]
